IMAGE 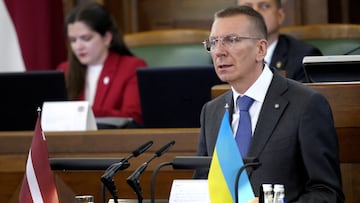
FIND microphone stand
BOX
[101,161,129,203]
[127,140,175,203]
[235,161,261,203]
[344,45,360,55]
[101,141,153,203]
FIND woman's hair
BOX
[65,2,133,99]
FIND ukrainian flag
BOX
[208,109,254,203]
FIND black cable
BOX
[101,183,106,203]
[235,162,261,203]
[150,162,173,203]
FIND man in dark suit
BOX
[237,0,322,81]
[195,5,344,202]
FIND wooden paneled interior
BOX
[280,24,360,40]
[135,0,233,32]
[62,0,360,34]
[123,29,210,47]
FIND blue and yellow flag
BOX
[208,109,254,203]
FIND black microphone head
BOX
[155,140,175,157]
[243,157,259,165]
[133,140,153,157]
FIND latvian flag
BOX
[19,112,59,203]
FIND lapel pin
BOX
[274,103,280,109]
[103,76,110,85]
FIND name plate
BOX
[41,101,97,131]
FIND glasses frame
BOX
[202,35,262,52]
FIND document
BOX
[169,179,210,203]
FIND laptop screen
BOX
[303,55,360,83]
[0,71,68,131]
[137,66,224,128]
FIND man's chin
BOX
[217,74,232,83]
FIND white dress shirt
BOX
[231,64,273,137]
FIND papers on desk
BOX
[41,101,97,131]
[169,180,210,203]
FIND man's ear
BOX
[256,39,268,62]
[277,8,286,26]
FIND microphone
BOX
[344,45,360,55]
[127,140,176,203]
[235,157,261,203]
[101,140,153,203]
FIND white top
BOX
[231,64,273,137]
[85,64,102,106]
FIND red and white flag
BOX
[2,0,66,71]
[0,0,25,72]
[19,113,59,203]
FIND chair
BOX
[124,29,212,67]
[280,24,360,55]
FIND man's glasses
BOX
[202,35,261,52]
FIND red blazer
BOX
[58,52,147,124]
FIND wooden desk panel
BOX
[1,123,359,202]
[0,128,199,203]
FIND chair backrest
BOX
[124,29,212,67]
[280,24,360,55]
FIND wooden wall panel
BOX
[63,0,359,34]
[136,0,234,31]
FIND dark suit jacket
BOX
[194,70,344,202]
[271,34,322,81]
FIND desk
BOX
[0,128,199,203]
[1,124,359,202]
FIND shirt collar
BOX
[232,64,273,110]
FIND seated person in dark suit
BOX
[194,5,344,202]
[237,0,322,81]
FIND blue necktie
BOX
[235,95,254,157]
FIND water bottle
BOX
[273,184,286,203]
[262,184,273,203]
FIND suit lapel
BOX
[247,71,289,158]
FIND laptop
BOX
[137,66,225,128]
[303,55,360,83]
[0,71,68,131]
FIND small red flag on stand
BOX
[19,109,59,203]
